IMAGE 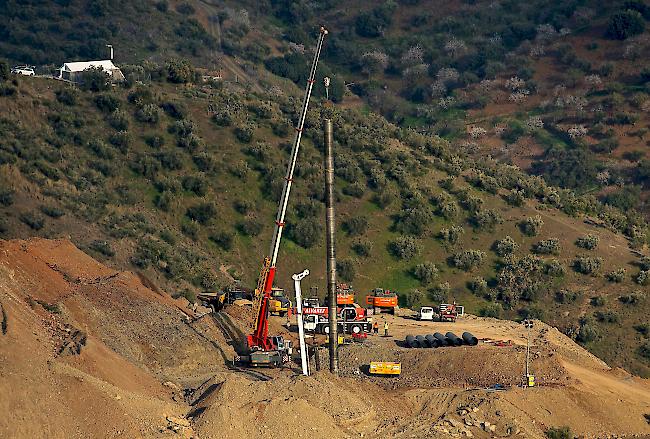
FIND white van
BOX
[418,306,435,321]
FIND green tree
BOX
[166,59,195,83]
[80,67,110,92]
[606,10,645,40]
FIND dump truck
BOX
[268,287,292,316]
[366,288,398,314]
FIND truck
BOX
[366,288,398,314]
[302,304,372,334]
[417,306,435,321]
[439,303,464,322]
[268,287,292,316]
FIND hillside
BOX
[1,238,649,438]
[0,65,648,379]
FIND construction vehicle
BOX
[366,288,398,314]
[197,284,253,312]
[241,27,328,368]
[269,287,292,316]
[369,362,401,376]
[302,303,372,334]
[438,302,464,322]
[336,283,355,305]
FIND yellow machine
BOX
[268,287,292,316]
[369,362,402,376]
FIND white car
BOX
[417,306,435,321]
[11,66,35,76]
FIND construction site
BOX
[2,24,650,439]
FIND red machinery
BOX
[244,27,328,366]
[336,283,355,305]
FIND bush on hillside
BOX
[428,282,450,303]
[532,238,561,255]
[555,289,580,303]
[606,10,645,40]
[55,88,78,105]
[575,234,599,250]
[351,239,372,257]
[209,230,234,250]
[394,206,433,236]
[181,176,208,196]
[450,250,486,271]
[186,202,217,224]
[479,303,502,318]
[413,262,439,285]
[0,189,15,207]
[468,277,489,296]
[635,270,650,286]
[545,426,573,439]
[471,209,503,232]
[519,215,543,236]
[288,218,321,248]
[591,296,607,307]
[573,256,603,275]
[107,110,129,131]
[545,259,566,277]
[94,94,121,113]
[89,240,115,257]
[337,259,356,282]
[40,205,65,218]
[389,236,421,260]
[80,67,110,92]
[438,226,464,248]
[343,216,369,236]
[166,59,195,83]
[606,268,627,283]
[234,124,254,143]
[135,104,162,124]
[493,236,518,257]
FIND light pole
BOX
[523,319,534,387]
[106,44,113,60]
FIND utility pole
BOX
[106,44,113,60]
[323,77,338,374]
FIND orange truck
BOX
[336,283,355,305]
[366,288,398,314]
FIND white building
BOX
[58,60,124,83]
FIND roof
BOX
[60,60,119,73]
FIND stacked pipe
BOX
[404,331,479,348]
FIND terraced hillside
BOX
[0,66,648,376]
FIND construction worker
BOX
[384,320,389,337]
[373,320,379,335]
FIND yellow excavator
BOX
[268,287,292,317]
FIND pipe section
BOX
[445,332,463,346]
[434,332,448,346]
[462,332,478,346]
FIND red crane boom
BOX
[247,27,328,352]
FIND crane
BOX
[245,27,328,366]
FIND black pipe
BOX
[425,334,440,348]
[462,332,478,346]
[434,332,448,346]
[405,335,418,348]
[324,118,339,374]
[445,332,463,346]
[416,335,426,348]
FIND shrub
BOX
[606,10,645,40]
[337,259,356,282]
[395,206,433,236]
[595,310,619,323]
[55,88,78,105]
[389,236,421,260]
[20,212,45,230]
[471,209,503,232]
[182,176,208,196]
[154,191,174,211]
[352,239,372,257]
[555,289,579,303]
[575,234,599,250]
[635,270,650,286]
[407,289,425,308]
[177,133,202,151]
[573,256,603,275]
[0,189,15,207]
[639,341,650,360]
[343,216,369,236]
[108,110,129,131]
[634,323,649,336]
[166,59,195,83]
[342,183,365,198]
[493,236,518,257]
[546,426,573,439]
[161,101,188,119]
[577,320,600,343]
[193,152,216,173]
[545,259,566,277]
[94,94,121,113]
[519,215,544,236]
[619,293,641,305]
[186,202,217,224]
[428,282,450,303]
[234,124,254,143]
[89,240,115,257]
[451,250,486,271]
[479,303,502,318]
[591,296,606,307]
[373,190,394,208]
[288,218,321,248]
[234,200,254,215]
[606,268,626,283]
[468,277,489,296]
[135,104,162,124]
[80,67,110,92]
[438,226,464,248]
[413,262,439,285]
[40,205,65,218]
[109,131,130,153]
[181,221,199,240]
[209,230,234,250]
[532,238,560,255]
[640,256,650,271]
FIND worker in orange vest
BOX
[373,321,379,335]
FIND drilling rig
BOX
[242,27,328,367]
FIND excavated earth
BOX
[1,238,649,438]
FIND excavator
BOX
[240,27,328,368]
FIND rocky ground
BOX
[1,238,649,438]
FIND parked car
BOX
[11,66,35,76]
[417,306,435,321]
